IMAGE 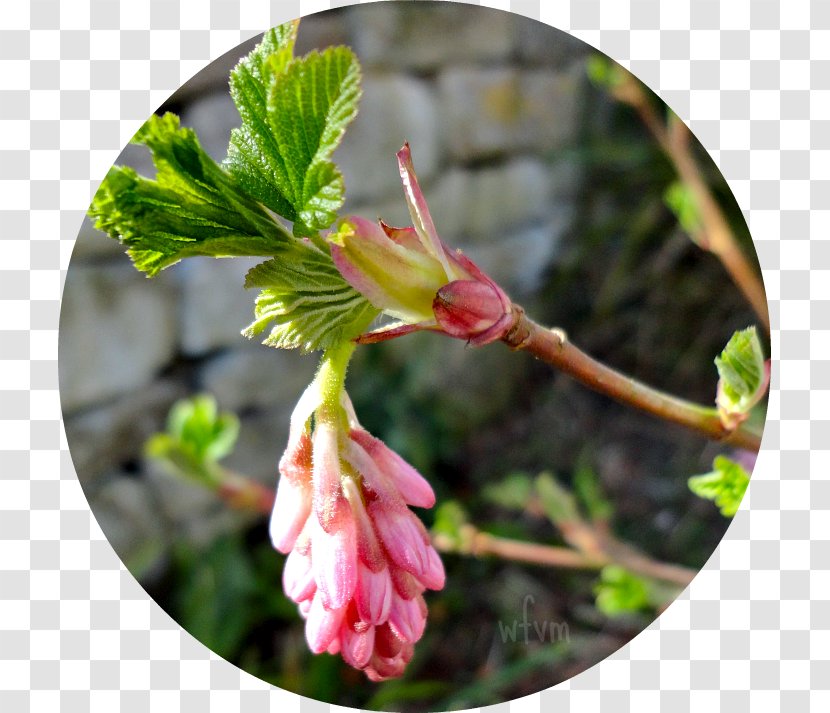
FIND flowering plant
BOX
[90,20,767,684]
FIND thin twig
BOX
[434,525,695,588]
[501,308,762,452]
[633,93,770,333]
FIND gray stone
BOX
[90,476,168,577]
[59,263,179,412]
[144,460,248,548]
[68,215,125,262]
[294,9,353,55]
[513,14,590,67]
[199,344,317,414]
[426,158,556,243]
[462,212,570,295]
[178,90,239,163]
[220,407,293,487]
[438,65,583,160]
[161,35,257,109]
[64,379,188,488]
[337,73,440,206]
[349,3,514,72]
[177,256,262,356]
[74,143,157,261]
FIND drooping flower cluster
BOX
[270,378,444,680]
[329,143,515,346]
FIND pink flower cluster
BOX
[270,388,445,680]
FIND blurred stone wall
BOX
[60,3,591,577]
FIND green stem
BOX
[315,340,357,424]
[502,308,762,452]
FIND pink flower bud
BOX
[355,562,393,625]
[305,593,347,654]
[312,422,344,532]
[341,619,375,670]
[350,428,435,508]
[369,501,434,581]
[388,593,427,643]
[433,279,513,345]
[269,472,311,554]
[282,546,316,603]
[310,503,358,611]
[329,144,516,347]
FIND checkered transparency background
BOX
[0,0,825,710]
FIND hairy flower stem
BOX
[502,308,762,452]
[315,341,357,424]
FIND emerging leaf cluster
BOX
[688,454,750,518]
[146,394,239,486]
[88,21,375,352]
[593,565,652,617]
[715,326,768,429]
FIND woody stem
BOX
[501,308,762,452]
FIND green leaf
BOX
[664,181,703,239]
[715,327,768,428]
[586,55,626,90]
[594,565,651,617]
[430,501,470,549]
[89,113,293,276]
[227,38,362,236]
[482,472,534,511]
[688,455,750,517]
[243,245,378,352]
[535,472,581,527]
[145,394,240,485]
[572,464,613,522]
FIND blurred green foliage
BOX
[688,455,751,518]
[145,394,239,485]
[593,566,651,617]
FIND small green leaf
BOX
[243,245,378,352]
[227,39,362,236]
[664,181,703,240]
[145,394,240,485]
[688,454,750,517]
[573,464,613,522]
[586,55,625,89]
[535,472,581,527]
[482,473,534,511]
[430,501,470,549]
[594,565,651,617]
[715,327,768,429]
[89,113,293,276]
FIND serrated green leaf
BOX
[89,113,293,276]
[226,41,361,236]
[715,327,768,428]
[243,245,378,352]
[688,455,750,517]
[594,565,651,617]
